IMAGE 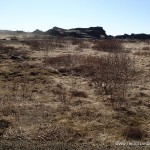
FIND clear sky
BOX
[0,0,150,35]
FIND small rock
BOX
[10,55,23,61]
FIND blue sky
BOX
[0,0,150,35]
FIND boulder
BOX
[10,55,23,61]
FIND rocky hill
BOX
[45,26,107,38]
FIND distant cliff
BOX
[45,26,107,38]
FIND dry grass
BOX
[0,36,150,149]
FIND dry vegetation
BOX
[0,36,150,149]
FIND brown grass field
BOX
[0,35,150,149]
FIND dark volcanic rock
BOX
[130,33,150,40]
[46,27,66,36]
[73,27,106,38]
[45,26,107,39]
[10,55,23,61]
[115,34,130,39]
[115,33,150,40]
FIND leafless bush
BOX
[1,106,17,117]
[53,36,67,44]
[143,40,150,45]
[134,51,150,56]
[93,53,134,97]
[70,106,101,121]
[77,41,90,49]
[0,45,16,54]
[51,83,68,103]
[0,119,11,137]
[0,81,34,104]
[107,97,128,111]
[123,126,144,140]
[87,53,135,110]
[0,44,28,59]
[44,54,73,68]
[44,55,84,75]
[44,54,98,76]
[71,55,100,76]
[0,44,27,59]
[47,37,66,49]
[22,40,41,50]
[0,119,11,130]
[23,37,65,51]
[69,37,83,45]
[142,46,150,50]
[69,37,90,48]
[92,39,123,52]
[71,90,88,98]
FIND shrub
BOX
[44,54,96,76]
[44,54,74,68]
[0,119,11,130]
[69,37,83,45]
[123,126,144,140]
[142,46,150,50]
[78,41,90,49]
[92,39,123,52]
[92,53,135,101]
[23,40,41,50]
[0,44,27,58]
[71,90,88,98]
[70,106,101,121]
[0,45,16,54]
[51,83,68,103]
[22,37,66,51]
[134,51,150,56]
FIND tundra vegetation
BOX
[0,35,150,149]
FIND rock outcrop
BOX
[115,33,150,40]
[45,26,107,39]
[1,27,150,40]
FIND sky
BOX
[0,0,150,35]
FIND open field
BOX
[0,36,150,149]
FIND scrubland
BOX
[0,36,150,149]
